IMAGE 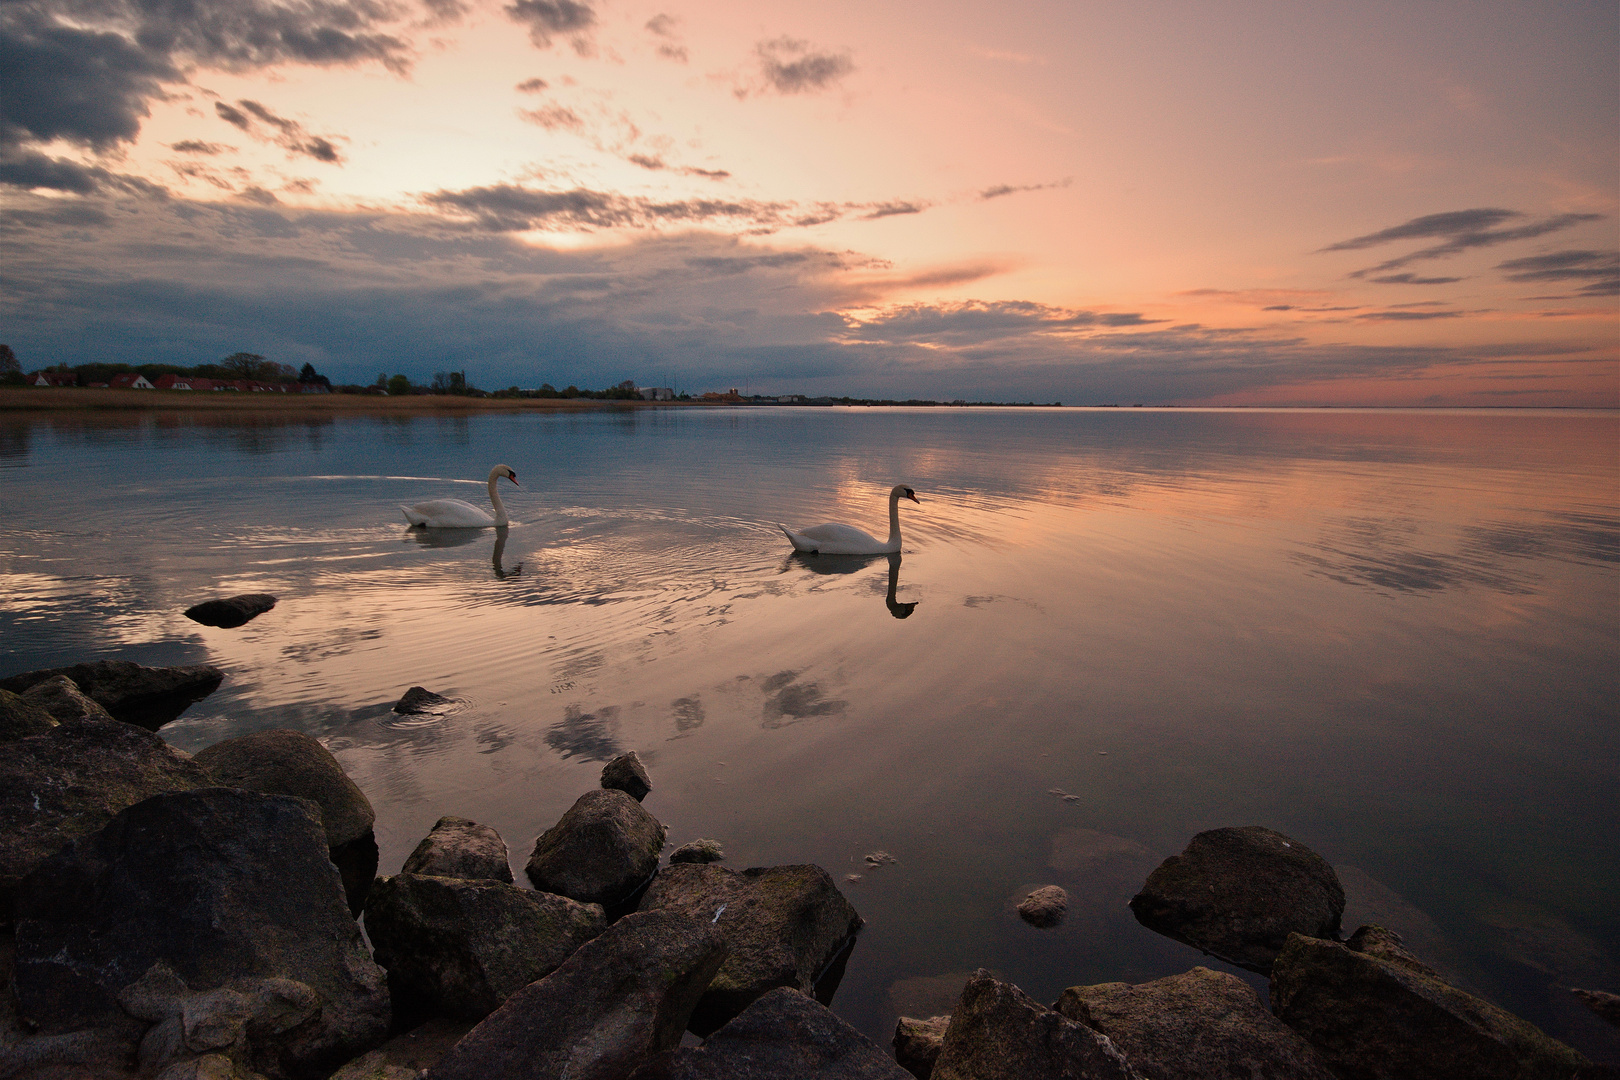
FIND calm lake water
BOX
[2,406,1616,1059]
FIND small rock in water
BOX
[670,838,725,865]
[601,750,653,801]
[394,686,453,715]
[1018,885,1068,928]
[1062,795,1082,803]
[865,851,898,867]
[845,874,863,884]
[183,593,277,628]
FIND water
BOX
[2,406,1617,1059]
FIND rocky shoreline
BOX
[1,659,1615,1080]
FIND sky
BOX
[1,0,1616,405]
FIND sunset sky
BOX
[2,0,1616,404]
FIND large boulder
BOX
[0,687,56,741]
[629,987,912,1079]
[601,751,653,801]
[637,863,863,1036]
[401,816,514,883]
[930,970,1140,1080]
[424,909,727,1080]
[1055,966,1334,1080]
[0,718,211,918]
[185,594,277,628]
[525,789,665,907]
[193,729,375,848]
[0,660,223,730]
[1129,826,1344,974]
[20,673,116,724]
[1270,929,1591,1080]
[194,728,379,916]
[363,873,606,1020]
[11,788,390,1080]
[893,1015,951,1080]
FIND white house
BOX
[637,386,675,401]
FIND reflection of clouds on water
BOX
[546,703,623,761]
[1298,509,1620,595]
[280,626,384,664]
[672,696,704,733]
[760,669,847,728]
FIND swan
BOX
[402,465,517,528]
[780,485,920,555]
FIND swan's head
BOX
[491,464,518,486]
[891,484,920,504]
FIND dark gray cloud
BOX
[517,103,584,132]
[1367,272,1463,285]
[1356,309,1465,321]
[644,13,686,62]
[505,0,595,51]
[0,14,174,152]
[978,178,1072,201]
[515,77,548,93]
[0,148,168,194]
[215,99,344,162]
[740,37,853,98]
[1496,250,1620,297]
[860,201,927,220]
[1325,208,1605,278]
[170,139,230,154]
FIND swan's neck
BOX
[488,476,509,526]
[887,491,902,549]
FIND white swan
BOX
[780,485,920,555]
[402,465,517,528]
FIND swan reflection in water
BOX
[785,551,917,620]
[403,524,522,578]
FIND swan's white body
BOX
[780,485,920,555]
[402,465,517,528]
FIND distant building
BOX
[153,374,195,390]
[108,373,154,389]
[30,371,77,387]
[638,386,675,401]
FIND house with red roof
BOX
[109,373,154,389]
[29,371,78,387]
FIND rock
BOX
[525,788,665,907]
[1270,929,1591,1080]
[893,1015,951,1080]
[930,969,1139,1080]
[193,729,375,848]
[193,728,379,916]
[1572,989,1620,1029]
[1129,826,1344,974]
[1017,886,1067,928]
[629,987,913,1079]
[0,659,223,730]
[637,862,864,1036]
[402,816,514,882]
[363,873,606,1020]
[0,718,211,918]
[601,751,653,801]
[20,673,116,723]
[326,1019,475,1080]
[394,686,452,714]
[0,687,57,741]
[1055,966,1335,1080]
[670,839,725,865]
[12,788,390,1080]
[185,594,278,629]
[423,909,726,1080]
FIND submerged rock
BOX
[402,816,514,883]
[1129,826,1344,974]
[0,687,57,741]
[1056,966,1334,1080]
[185,594,278,629]
[669,839,725,865]
[930,970,1139,1080]
[637,862,863,1036]
[525,788,665,907]
[1017,885,1068,928]
[327,1018,475,1080]
[0,659,223,730]
[394,686,453,715]
[21,673,116,724]
[893,1015,951,1080]
[0,718,211,917]
[12,788,390,1080]
[1270,928,1591,1080]
[364,872,606,1020]
[424,909,726,1080]
[601,750,653,801]
[630,987,912,1080]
